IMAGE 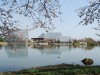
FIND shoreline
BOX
[0,42,8,46]
[1,64,100,75]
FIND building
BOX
[38,32,62,40]
[59,36,72,43]
[31,32,73,43]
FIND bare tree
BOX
[0,0,60,37]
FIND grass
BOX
[1,64,100,75]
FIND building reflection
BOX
[31,44,72,54]
[4,44,28,58]
[31,44,96,54]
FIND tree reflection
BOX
[84,46,95,50]
[0,45,2,50]
[73,45,95,50]
[4,43,28,58]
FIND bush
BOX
[0,37,4,42]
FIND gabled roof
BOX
[38,32,62,39]
[38,33,45,38]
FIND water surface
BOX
[0,44,100,72]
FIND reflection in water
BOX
[0,45,2,50]
[4,43,96,58]
[32,45,61,54]
[4,44,28,58]
[31,44,96,54]
[73,45,95,51]
[0,46,2,50]
[73,44,95,51]
[31,44,72,54]
[84,46,95,50]
[1,44,100,72]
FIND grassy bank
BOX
[1,64,100,75]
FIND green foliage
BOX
[2,64,100,75]
[73,38,97,47]
[72,40,80,47]
[73,42,80,47]
[84,38,96,46]
[0,37,4,42]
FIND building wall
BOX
[44,38,56,43]
[31,38,56,43]
[59,36,73,42]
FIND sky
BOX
[1,0,100,40]
[27,0,100,40]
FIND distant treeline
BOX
[73,38,100,46]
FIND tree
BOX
[77,0,100,32]
[0,37,4,42]
[0,0,60,37]
[84,38,96,46]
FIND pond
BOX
[0,44,100,72]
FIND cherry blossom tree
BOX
[0,0,60,37]
[77,0,100,31]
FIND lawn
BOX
[1,64,100,75]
